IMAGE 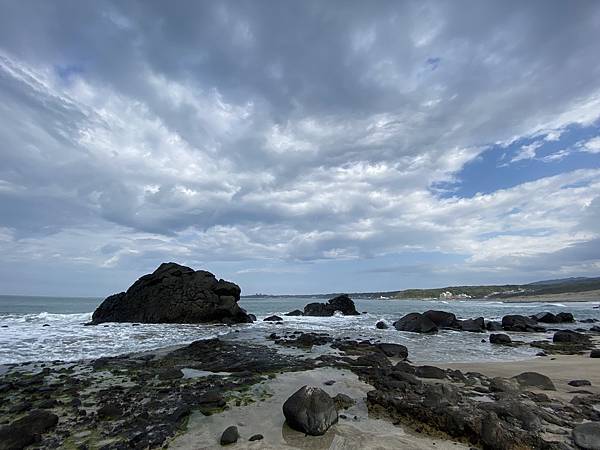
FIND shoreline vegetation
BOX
[243,277,600,302]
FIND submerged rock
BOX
[393,313,438,333]
[283,386,338,436]
[91,262,251,325]
[375,320,389,329]
[285,309,304,316]
[303,294,359,317]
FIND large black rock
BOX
[91,262,251,325]
[423,310,459,328]
[393,313,438,333]
[303,294,359,316]
[282,386,338,435]
[502,315,544,332]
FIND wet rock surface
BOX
[393,312,438,333]
[303,294,359,316]
[91,262,251,325]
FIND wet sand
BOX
[170,367,471,450]
[439,353,600,401]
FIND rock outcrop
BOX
[393,313,438,333]
[282,386,338,435]
[91,262,252,325]
[303,294,359,316]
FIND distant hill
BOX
[242,276,600,300]
[527,277,600,286]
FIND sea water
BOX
[0,295,598,365]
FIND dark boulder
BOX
[490,333,512,345]
[375,320,388,329]
[532,312,559,323]
[303,294,359,317]
[591,349,600,358]
[553,330,589,344]
[263,315,283,322]
[248,434,263,441]
[376,343,408,359]
[556,312,574,323]
[220,425,239,445]
[423,310,459,328]
[486,321,503,331]
[393,313,438,333]
[501,315,543,332]
[572,422,600,450]
[415,365,447,379]
[512,372,555,391]
[0,409,58,450]
[91,263,251,325]
[282,386,338,436]
[458,317,485,332]
[285,309,304,316]
[568,379,591,387]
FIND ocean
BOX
[1,295,598,365]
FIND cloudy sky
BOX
[0,0,599,296]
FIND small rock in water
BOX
[220,426,239,445]
[263,315,283,322]
[248,434,263,441]
[42,324,50,327]
[489,333,512,345]
[324,380,335,386]
[376,320,388,329]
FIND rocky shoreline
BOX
[1,321,599,449]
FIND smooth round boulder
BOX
[556,312,574,323]
[375,320,388,329]
[512,372,555,390]
[248,434,263,441]
[283,386,338,436]
[393,313,438,333]
[285,309,304,316]
[490,333,512,345]
[573,422,600,450]
[220,426,239,445]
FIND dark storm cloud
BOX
[0,0,599,292]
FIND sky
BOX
[0,0,599,297]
